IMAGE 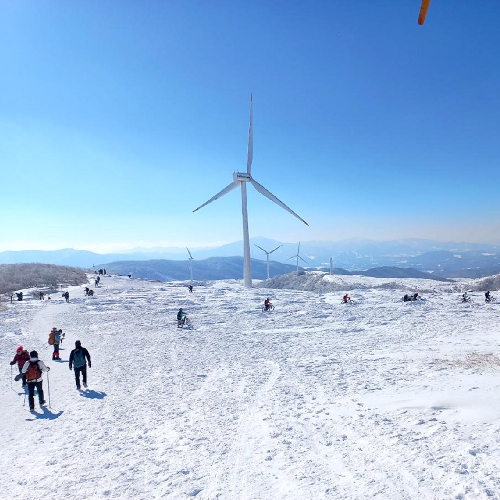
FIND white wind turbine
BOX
[254,243,282,280]
[193,94,308,287]
[288,242,308,274]
[186,247,194,282]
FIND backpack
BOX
[48,331,55,345]
[73,349,86,368]
[26,361,42,381]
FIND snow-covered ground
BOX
[1,274,500,500]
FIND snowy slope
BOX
[1,275,500,499]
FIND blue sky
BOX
[1,1,499,253]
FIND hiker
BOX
[53,328,64,360]
[19,351,50,411]
[69,340,91,390]
[188,285,193,293]
[342,294,351,303]
[413,293,419,300]
[48,327,59,360]
[39,291,45,300]
[462,292,470,303]
[63,291,70,302]
[177,308,187,327]
[10,346,30,387]
[264,298,272,311]
[485,291,491,303]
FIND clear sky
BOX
[1,1,500,253]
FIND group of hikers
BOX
[9,327,92,412]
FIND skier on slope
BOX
[69,341,91,390]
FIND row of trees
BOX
[0,263,88,296]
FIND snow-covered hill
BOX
[1,274,500,499]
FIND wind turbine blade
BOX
[298,255,308,264]
[254,244,267,254]
[269,245,282,254]
[193,181,239,212]
[247,93,253,175]
[250,178,309,226]
[186,247,193,260]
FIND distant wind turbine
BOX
[186,247,194,282]
[193,94,308,287]
[288,242,308,274]
[254,244,282,280]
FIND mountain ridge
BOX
[1,238,500,279]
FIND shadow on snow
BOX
[79,389,107,399]
[26,408,64,421]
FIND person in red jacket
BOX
[10,346,30,387]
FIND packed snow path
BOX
[1,275,500,499]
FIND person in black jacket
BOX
[69,340,91,390]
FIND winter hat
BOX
[16,346,23,353]
[75,340,81,348]
[30,350,38,358]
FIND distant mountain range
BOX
[103,257,298,282]
[1,238,500,279]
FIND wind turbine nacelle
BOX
[233,172,251,182]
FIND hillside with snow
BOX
[1,274,500,499]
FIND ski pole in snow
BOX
[47,371,51,408]
[10,364,12,390]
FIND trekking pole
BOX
[47,372,51,408]
[10,365,12,390]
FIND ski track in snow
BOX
[1,275,500,499]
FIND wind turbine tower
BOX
[288,242,308,274]
[186,247,194,282]
[254,244,282,280]
[193,94,308,287]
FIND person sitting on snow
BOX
[342,294,351,303]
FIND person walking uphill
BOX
[10,346,30,387]
[48,327,64,360]
[18,351,50,411]
[69,340,91,390]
